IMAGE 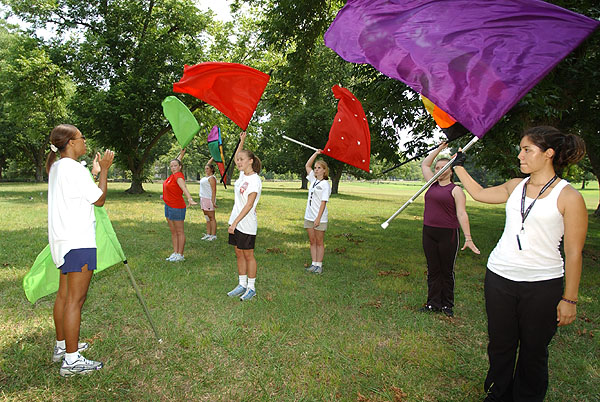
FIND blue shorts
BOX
[165,204,186,221]
[58,248,97,275]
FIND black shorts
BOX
[228,229,256,250]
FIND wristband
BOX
[561,297,577,305]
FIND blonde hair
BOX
[315,160,329,180]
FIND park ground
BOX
[0,181,598,401]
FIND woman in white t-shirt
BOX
[46,124,114,377]
[453,126,587,401]
[226,131,262,301]
[304,150,331,274]
[199,158,218,241]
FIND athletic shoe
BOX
[240,288,256,301]
[418,304,440,313]
[165,252,177,261]
[172,253,185,262]
[311,266,323,274]
[206,235,217,241]
[227,285,247,297]
[441,306,454,317]
[306,265,317,272]
[201,234,211,240]
[59,354,103,377]
[52,342,89,363]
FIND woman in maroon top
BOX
[162,149,197,262]
[420,142,480,317]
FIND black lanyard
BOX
[520,175,558,231]
[309,180,322,206]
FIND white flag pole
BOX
[282,135,319,151]
[381,135,480,229]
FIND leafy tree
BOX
[0,24,73,181]
[237,0,600,212]
[4,0,213,192]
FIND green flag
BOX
[162,96,201,148]
[23,206,126,304]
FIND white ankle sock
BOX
[239,275,248,287]
[64,352,80,364]
[56,340,66,349]
[247,277,256,290]
[311,261,317,266]
[315,262,322,267]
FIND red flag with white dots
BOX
[322,85,371,172]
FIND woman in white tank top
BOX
[199,158,218,241]
[452,126,588,401]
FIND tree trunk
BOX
[34,146,46,182]
[126,167,146,194]
[331,168,343,195]
[586,148,600,217]
[301,174,308,190]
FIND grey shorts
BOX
[304,219,327,231]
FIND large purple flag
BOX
[324,0,599,137]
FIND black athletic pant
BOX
[484,269,563,402]
[422,225,459,309]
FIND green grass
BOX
[0,180,598,401]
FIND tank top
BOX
[423,182,459,228]
[487,177,569,282]
[199,175,215,199]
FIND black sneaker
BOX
[441,306,454,317]
[418,304,440,313]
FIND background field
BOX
[0,181,598,401]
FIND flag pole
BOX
[380,143,440,175]
[122,261,163,343]
[281,135,319,151]
[221,138,240,184]
[381,135,479,229]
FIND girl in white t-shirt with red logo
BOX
[226,131,262,301]
[304,150,331,274]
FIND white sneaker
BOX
[165,252,176,261]
[172,253,185,262]
[52,342,89,363]
[59,354,103,377]
[207,235,217,241]
[201,234,211,240]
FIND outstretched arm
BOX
[421,142,447,181]
[234,131,246,160]
[177,148,186,162]
[453,165,519,204]
[305,150,322,175]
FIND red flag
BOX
[173,62,270,130]
[322,85,371,172]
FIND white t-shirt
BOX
[304,171,331,222]
[487,178,569,281]
[199,175,215,199]
[228,172,262,235]
[48,158,103,267]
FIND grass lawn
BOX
[0,180,598,401]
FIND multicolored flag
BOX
[207,125,227,184]
[324,0,599,137]
[173,62,270,130]
[420,95,468,142]
[23,206,126,304]
[162,96,201,148]
[322,85,371,172]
